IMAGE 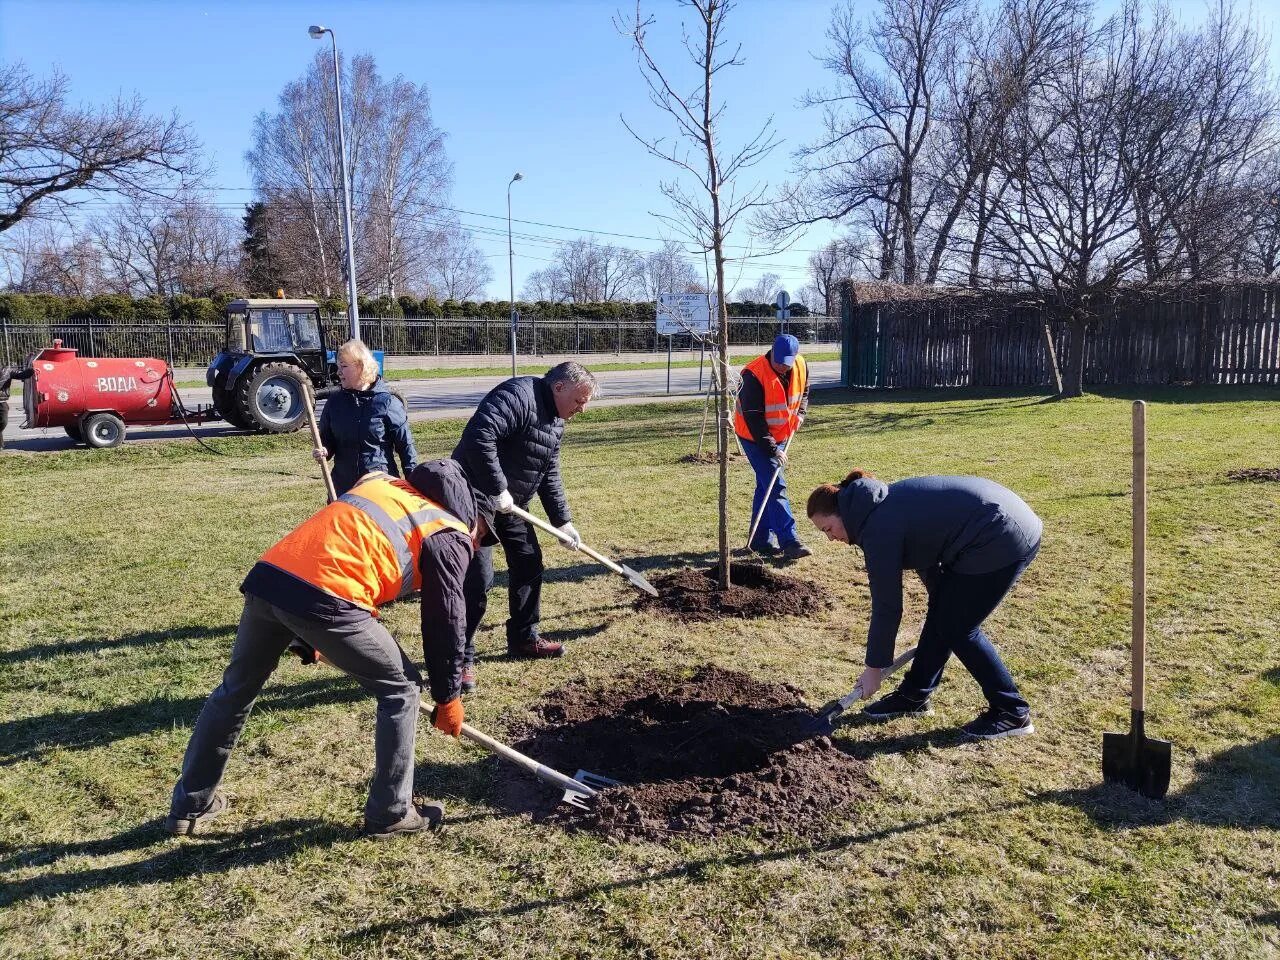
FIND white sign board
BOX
[657,293,718,336]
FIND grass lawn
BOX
[1,386,1277,959]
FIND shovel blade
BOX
[622,564,660,597]
[1102,730,1173,799]
[560,769,621,810]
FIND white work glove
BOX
[773,446,789,468]
[493,489,515,513]
[312,446,328,464]
[558,522,582,550]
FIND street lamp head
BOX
[511,172,524,183]
[308,25,328,38]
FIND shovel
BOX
[1102,400,1172,799]
[808,645,918,734]
[420,702,619,809]
[302,381,337,504]
[507,503,659,597]
[745,420,800,553]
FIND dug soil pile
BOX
[637,561,832,621]
[1225,467,1280,483]
[499,665,873,843]
[678,450,741,465]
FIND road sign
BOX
[657,293,719,335]
[776,289,791,323]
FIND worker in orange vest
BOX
[165,459,489,840]
[734,333,813,561]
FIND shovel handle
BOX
[458,722,597,798]
[1132,400,1146,713]
[508,503,627,576]
[836,645,918,712]
[303,382,337,504]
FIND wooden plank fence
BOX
[842,284,1280,389]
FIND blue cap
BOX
[772,334,800,367]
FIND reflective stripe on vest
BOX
[259,477,470,613]
[733,353,807,444]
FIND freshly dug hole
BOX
[499,665,873,843]
[1225,467,1280,483]
[637,561,832,622]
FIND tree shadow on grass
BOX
[1036,735,1280,830]
[0,817,353,908]
[0,674,366,767]
[0,624,232,668]
[539,550,717,587]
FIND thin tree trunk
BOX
[1064,314,1087,397]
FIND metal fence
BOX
[1,314,840,367]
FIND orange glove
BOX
[431,697,464,737]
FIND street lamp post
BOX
[507,172,523,377]
[309,24,360,341]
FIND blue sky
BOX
[0,0,1269,300]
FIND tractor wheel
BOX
[64,422,83,443]
[83,412,126,449]
[213,384,253,430]
[238,362,307,433]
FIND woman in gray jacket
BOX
[806,469,1042,739]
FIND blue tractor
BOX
[207,298,337,432]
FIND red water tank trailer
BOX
[23,340,181,447]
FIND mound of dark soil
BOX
[1225,467,1280,483]
[636,561,832,621]
[499,665,873,843]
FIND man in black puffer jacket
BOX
[452,361,597,683]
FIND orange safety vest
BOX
[260,474,470,614]
[734,352,807,445]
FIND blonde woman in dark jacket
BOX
[314,340,417,496]
[807,469,1042,740]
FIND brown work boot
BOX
[507,636,564,659]
[165,790,229,836]
[363,802,445,839]
[460,663,478,695]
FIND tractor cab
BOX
[207,297,336,433]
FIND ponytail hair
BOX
[806,468,876,518]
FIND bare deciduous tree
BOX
[737,272,781,304]
[808,237,861,314]
[246,52,451,301]
[0,220,101,295]
[639,239,702,299]
[621,0,779,588]
[0,63,203,234]
[427,222,494,301]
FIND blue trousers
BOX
[741,438,800,550]
[897,543,1039,717]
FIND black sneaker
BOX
[363,802,445,839]
[963,709,1035,740]
[780,543,814,561]
[861,689,933,721]
[165,790,229,836]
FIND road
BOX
[3,360,842,451]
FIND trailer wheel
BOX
[64,422,83,443]
[239,362,307,433]
[83,412,126,449]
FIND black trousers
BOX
[0,402,8,449]
[463,511,544,657]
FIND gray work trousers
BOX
[169,593,423,828]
